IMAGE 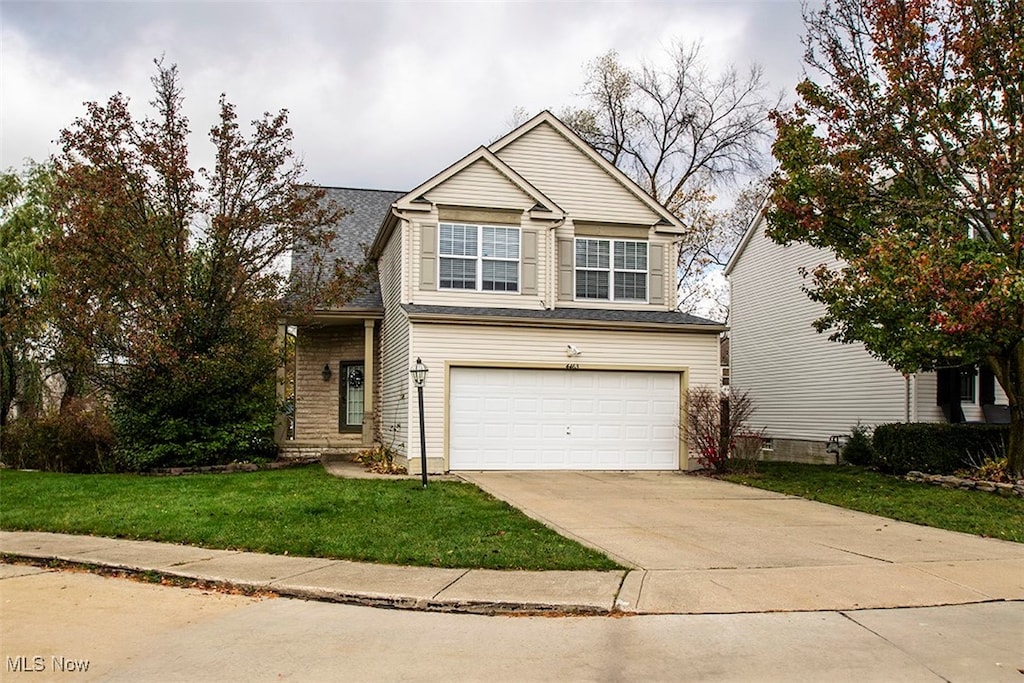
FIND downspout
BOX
[904,374,911,423]
[544,217,566,310]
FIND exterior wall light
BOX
[411,357,428,388]
[410,357,429,487]
[322,363,333,382]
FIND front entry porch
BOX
[277,315,381,459]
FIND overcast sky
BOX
[2,1,811,192]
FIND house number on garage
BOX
[565,363,580,371]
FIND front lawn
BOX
[722,462,1024,543]
[0,466,620,570]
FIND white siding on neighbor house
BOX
[406,322,721,472]
[729,217,916,442]
[378,229,410,456]
[494,122,661,226]
[422,159,536,209]
[913,371,1008,424]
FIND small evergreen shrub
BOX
[1,399,115,473]
[872,422,1009,475]
[841,423,875,466]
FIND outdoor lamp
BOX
[411,357,428,388]
[410,357,429,487]
[321,363,332,382]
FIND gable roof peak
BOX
[489,110,684,232]
[393,144,563,217]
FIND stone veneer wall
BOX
[293,324,379,444]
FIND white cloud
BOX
[1,1,809,189]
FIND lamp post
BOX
[410,357,429,488]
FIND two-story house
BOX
[284,111,725,473]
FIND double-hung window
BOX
[439,223,520,292]
[575,238,648,302]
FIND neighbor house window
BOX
[439,223,519,292]
[959,368,977,403]
[575,238,647,301]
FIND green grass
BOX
[722,462,1024,543]
[0,466,620,571]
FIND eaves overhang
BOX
[724,194,771,277]
[281,308,384,326]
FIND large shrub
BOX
[111,341,277,471]
[1,399,115,473]
[872,423,1009,475]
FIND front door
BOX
[339,362,365,432]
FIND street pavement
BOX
[2,564,1022,682]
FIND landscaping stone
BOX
[904,471,1024,498]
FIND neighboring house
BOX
[283,111,725,473]
[725,207,1009,464]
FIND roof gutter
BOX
[404,309,726,334]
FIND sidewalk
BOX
[3,528,1022,616]
[0,531,624,615]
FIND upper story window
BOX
[439,223,520,292]
[575,238,648,302]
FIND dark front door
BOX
[339,362,365,433]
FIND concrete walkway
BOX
[459,471,1024,613]
[0,531,622,615]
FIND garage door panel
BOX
[450,367,680,470]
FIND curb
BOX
[1,553,616,617]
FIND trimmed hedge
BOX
[872,422,1009,475]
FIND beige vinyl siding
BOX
[495,122,660,225]
[409,209,550,309]
[378,230,410,456]
[423,159,536,209]
[730,217,914,442]
[407,322,720,471]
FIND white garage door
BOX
[449,367,680,470]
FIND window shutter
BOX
[557,238,574,301]
[980,365,996,405]
[420,223,436,291]
[521,230,538,295]
[649,243,665,306]
[936,367,952,405]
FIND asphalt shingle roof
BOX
[292,187,405,309]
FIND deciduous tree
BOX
[562,44,778,316]
[48,60,365,468]
[767,0,1024,474]
[0,163,54,435]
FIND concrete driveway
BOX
[459,471,1024,613]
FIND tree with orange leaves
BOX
[769,0,1024,474]
[48,60,365,468]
